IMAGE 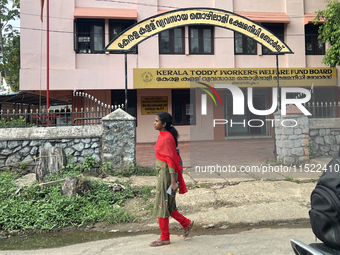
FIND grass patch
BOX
[132,186,153,201]
[0,169,138,232]
[106,162,156,177]
[284,177,301,184]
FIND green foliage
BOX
[0,170,136,231]
[306,137,316,159]
[314,0,340,67]
[100,161,113,172]
[114,162,156,177]
[0,0,20,92]
[82,155,96,171]
[0,116,27,128]
[19,162,27,170]
[133,186,153,201]
[61,154,81,173]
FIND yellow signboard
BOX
[105,8,292,54]
[134,68,337,88]
[141,96,168,115]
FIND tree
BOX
[314,0,340,67]
[0,0,20,92]
[0,32,20,92]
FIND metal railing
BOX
[304,102,340,118]
[0,91,124,128]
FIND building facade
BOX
[20,0,339,143]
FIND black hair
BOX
[157,112,179,147]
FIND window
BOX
[189,26,214,54]
[305,24,325,55]
[172,90,195,125]
[261,23,284,55]
[111,90,137,120]
[74,19,105,54]
[234,32,257,55]
[109,19,137,53]
[159,28,185,54]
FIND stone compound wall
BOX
[274,114,310,165]
[274,110,340,164]
[309,118,340,157]
[0,109,136,171]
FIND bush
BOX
[0,170,136,231]
[0,116,27,128]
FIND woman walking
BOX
[150,112,194,247]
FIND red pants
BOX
[158,210,191,241]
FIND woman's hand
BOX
[171,181,179,196]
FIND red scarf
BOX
[155,131,187,194]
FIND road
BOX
[0,226,320,255]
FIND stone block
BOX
[55,143,67,149]
[299,156,309,164]
[283,140,294,148]
[13,146,22,153]
[319,129,326,136]
[324,135,336,145]
[294,140,301,148]
[289,135,298,140]
[331,145,340,152]
[1,149,12,156]
[73,142,85,151]
[81,138,91,144]
[81,149,95,157]
[61,177,91,198]
[282,148,291,156]
[292,148,304,156]
[30,147,38,156]
[93,154,101,163]
[91,142,100,149]
[284,157,295,165]
[282,128,294,135]
[23,155,35,166]
[5,154,21,165]
[43,142,52,148]
[22,141,30,147]
[20,146,31,157]
[29,141,40,147]
[320,145,331,152]
[310,130,318,136]
[8,141,20,149]
[0,141,7,149]
[294,129,302,135]
[78,157,85,164]
[315,136,324,145]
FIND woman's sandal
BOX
[183,220,194,239]
[149,239,170,247]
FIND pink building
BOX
[20,0,339,143]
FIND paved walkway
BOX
[136,138,275,168]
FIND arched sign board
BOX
[105,8,293,54]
